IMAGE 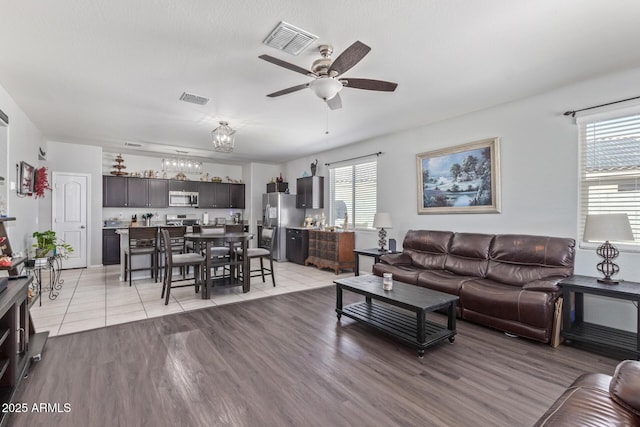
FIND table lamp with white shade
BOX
[583,213,634,284]
[373,212,392,252]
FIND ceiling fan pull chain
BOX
[325,104,330,135]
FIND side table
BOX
[559,275,640,359]
[353,248,399,276]
[24,256,65,306]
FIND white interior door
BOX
[52,172,88,269]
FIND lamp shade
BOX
[584,213,634,242]
[373,212,392,229]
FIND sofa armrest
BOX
[379,253,412,266]
[521,279,561,292]
[610,360,640,416]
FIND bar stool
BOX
[124,227,158,286]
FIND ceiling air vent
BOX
[263,21,317,55]
[124,141,143,148]
[179,92,210,105]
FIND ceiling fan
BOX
[259,41,397,110]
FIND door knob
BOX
[80,225,86,229]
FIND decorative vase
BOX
[310,159,318,176]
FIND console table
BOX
[559,275,640,359]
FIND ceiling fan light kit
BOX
[211,121,236,153]
[309,78,343,100]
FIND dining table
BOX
[184,231,254,298]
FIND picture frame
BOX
[18,161,34,195]
[416,137,501,214]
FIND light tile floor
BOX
[30,261,353,337]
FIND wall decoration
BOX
[416,137,501,214]
[18,161,34,196]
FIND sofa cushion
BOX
[444,232,493,277]
[371,263,421,285]
[486,235,575,286]
[417,270,475,295]
[460,279,556,328]
[402,230,453,270]
[610,360,640,416]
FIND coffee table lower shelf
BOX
[338,302,456,355]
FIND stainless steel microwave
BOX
[169,191,198,207]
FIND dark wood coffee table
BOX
[334,274,458,358]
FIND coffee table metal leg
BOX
[336,285,343,319]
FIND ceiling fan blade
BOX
[326,93,342,110]
[340,78,398,92]
[259,54,313,76]
[266,83,309,98]
[328,41,371,76]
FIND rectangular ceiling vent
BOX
[263,21,317,55]
[124,141,144,148]
[179,92,210,105]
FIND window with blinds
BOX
[330,159,377,229]
[579,112,640,248]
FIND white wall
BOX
[41,141,103,266]
[286,65,640,332]
[0,83,43,258]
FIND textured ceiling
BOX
[1,0,640,163]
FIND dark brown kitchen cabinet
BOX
[126,177,148,207]
[198,182,242,209]
[102,229,121,265]
[169,180,198,192]
[102,176,168,208]
[229,183,245,209]
[198,182,221,208]
[103,176,127,207]
[296,176,324,209]
[147,179,169,208]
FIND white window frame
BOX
[329,157,377,231]
[578,105,640,252]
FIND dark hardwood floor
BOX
[12,286,619,427]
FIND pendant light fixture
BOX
[212,121,236,153]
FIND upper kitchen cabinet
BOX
[102,176,168,208]
[229,183,245,209]
[147,179,169,208]
[296,176,324,209]
[103,176,127,207]
[169,180,199,192]
[199,182,245,209]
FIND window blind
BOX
[330,159,377,229]
[579,112,640,248]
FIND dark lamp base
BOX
[597,278,620,285]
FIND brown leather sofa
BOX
[534,360,640,426]
[372,230,575,343]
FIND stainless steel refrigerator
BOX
[263,193,305,262]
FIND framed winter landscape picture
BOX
[416,137,501,214]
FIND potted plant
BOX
[32,230,74,259]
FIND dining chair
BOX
[160,229,205,305]
[157,226,186,282]
[200,227,232,278]
[124,227,158,287]
[236,226,277,286]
